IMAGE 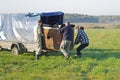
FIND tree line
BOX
[64,13,120,23]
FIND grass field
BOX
[0,29,120,80]
[75,23,120,29]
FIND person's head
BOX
[65,22,70,26]
[38,20,42,26]
[80,26,84,30]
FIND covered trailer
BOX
[0,12,74,55]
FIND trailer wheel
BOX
[11,46,19,55]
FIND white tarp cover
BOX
[0,14,40,43]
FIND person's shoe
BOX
[77,54,81,58]
[35,54,39,60]
[74,54,78,58]
[66,56,70,60]
[74,53,82,58]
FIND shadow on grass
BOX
[23,50,63,57]
[0,49,63,57]
[82,48,120,60]
[40,49,120,60]
[1,48,120,60]
[42,51,63,57]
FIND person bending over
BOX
[59,22,73,59]
[74,26,89,57]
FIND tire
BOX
[11,46,19,55]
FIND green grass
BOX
[0,29,120,80]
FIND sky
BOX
[0,0,120,15]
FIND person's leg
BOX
[35,37,42,60]
[38,43,42,55]
[64,41,71,59]
[35,43,40,60]
[66,41,72,55]
[60,40,69,58]
[76,43,89,57]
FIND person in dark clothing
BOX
[74,26,89,57]
[59,22,73,59]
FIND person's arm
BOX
[74,33,79,45]
[59,27,64,33]
[39,26,44,36]
[34,26,37,43]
